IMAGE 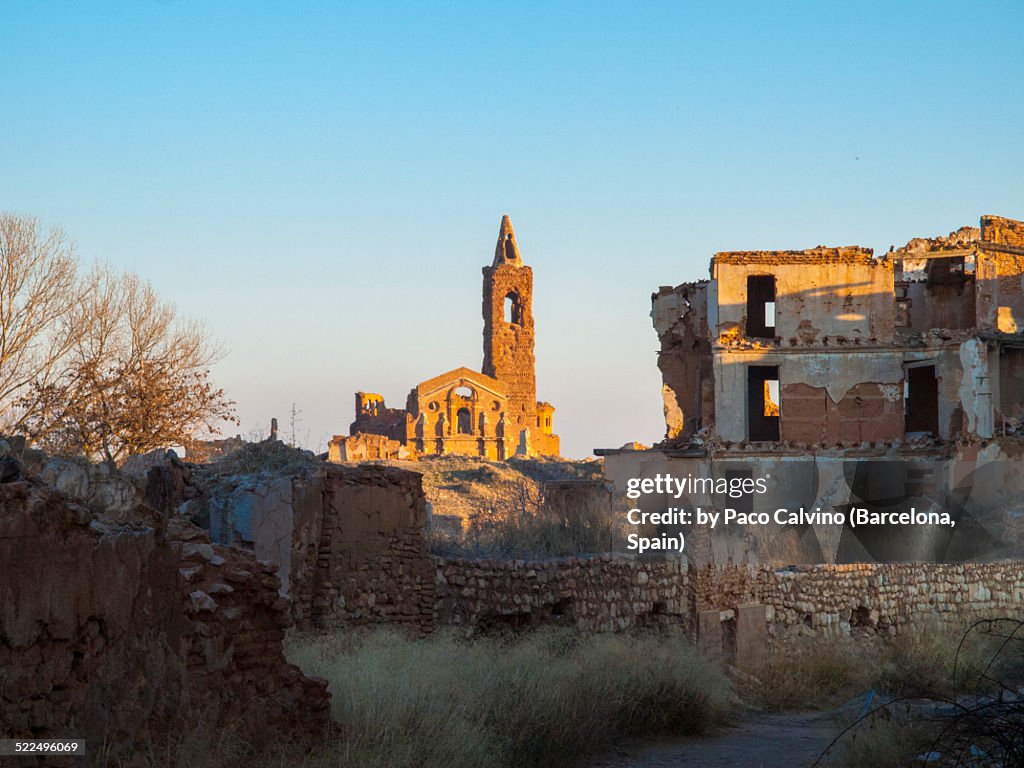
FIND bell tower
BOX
[482,214,537,438]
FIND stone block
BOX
[735,602,768,670]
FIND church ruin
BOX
[330,215,560,461]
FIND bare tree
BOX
[0,212,238,462]
[19,265,237,462]
[0,214,83,430]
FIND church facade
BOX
[329,215,560,461]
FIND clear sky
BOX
[2,1,1022,458]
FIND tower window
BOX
[504,292,523,325]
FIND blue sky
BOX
[2,1,1022,457]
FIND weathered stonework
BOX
[482,218,538,442]
[0,472,328,752]
[205,461,437,632]
[307,464,436,630]
[339,215,560,460]
[434,553,1024,649]
[652,213,1024,448]
[435,555,689,633]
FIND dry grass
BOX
[742,618,1024,714]
[90,619,1024,767]
[96,627,731,768]
[286,628,733,768]
[825,715,939,768]
[741,637,877,711]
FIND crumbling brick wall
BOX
[0,476,328,753]
[202,462,437,633]
[983,215,1024,248]
[306,464,436,631]
[652,282,715,440]
[174,518,330,733]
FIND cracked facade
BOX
[587,214,1024,566]
[330,215,559,461]
[653,214,1024,447]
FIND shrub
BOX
[287,628,733,768]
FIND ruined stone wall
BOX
[904,278,977,331]
[0,476,328,752]
[652,282,715,440]
[712,251,895,344]
[433,554,1024,644]
[977,247,1024,333]
[349,406,408,442]
[329,432,411,462]
[700,562,1024,641]
[712,348,906,444]
[781,379,904,444]
[307,465,436,631]
[205,462,437,632]
[983,215,1024,248]
[435,555,690,632]
[173,518,330,732]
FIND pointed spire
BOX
[493,214,522,266]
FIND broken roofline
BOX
[640,213,1024,454]
[712,246,878,267]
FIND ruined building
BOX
[597,215,1024,565]
[652,214,1024,447]
[330,215,560,461]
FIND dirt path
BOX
[588,708,853,768]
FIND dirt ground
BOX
[588,703,863,768]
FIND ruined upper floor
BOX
[652,215,1024,450]
[670,215,1024,353]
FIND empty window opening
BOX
[504,292,523,325]
[925,256,965,286]
[764,379,780,416]
[748,366,780,441]
[504,233,516,261]
[999,348,1024,426]
[457,407,472,434]
[746,275,777,338]
[454,385,473,399]
[905,364,939,435]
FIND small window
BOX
[764,379,779,416]
[748,365,780,441]
[905,364,939,435]
[746,275,776,338]
[504,292,523,325]
[504,233,516,261]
